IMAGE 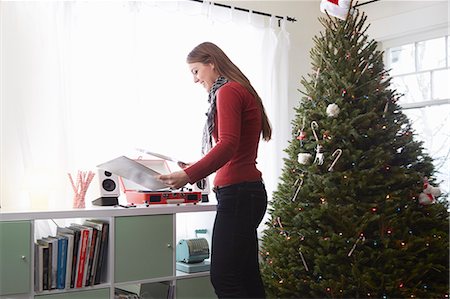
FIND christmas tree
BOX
[260,6,449,299]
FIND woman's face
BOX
[188,62,219,92]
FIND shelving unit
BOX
[0,203,217,299]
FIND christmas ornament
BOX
[320,0,352,20]
[418,177,441,205]
[298,248,309,271]
[326,103,340,117]
[298,153,312,165]
[348,234,365,257]
[328,149,343,171]
[314,67,321,88]
[297,116,307,146]
[276,217,289,238]
[314,144,325,165]
[323,130,332,140]
[311,121,320,142]
[291,178,304,201]
[297,130,307,141]
[382,100,389,118]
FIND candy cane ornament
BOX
[311,121,320,142]
[328,149,343,171]
[291,178,304,201]
[276,216,289,238]
[298,248,309,272]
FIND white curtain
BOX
[0,1,290,211]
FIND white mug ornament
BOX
[298,153,313,165]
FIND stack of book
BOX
[34,219,109,292]
[114,288,141,299]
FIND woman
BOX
[158,42,271,298]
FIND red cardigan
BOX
[184,81,263,187]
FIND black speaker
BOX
[93,169,120,206]
[192,178,210,202]
[92,196,118,206]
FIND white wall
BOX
[361,0,449,44]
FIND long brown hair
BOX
[187,42,272,141]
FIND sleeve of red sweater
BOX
[184,83,242,183]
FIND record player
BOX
[118,159,203,205]
[134,149,211,202]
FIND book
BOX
[56,228,75,289]
[34,243,43,292]
[70,224,92,288]
[114,288,141,299]
[42,244,50,291]
[54,235,68,289]
[89,220,109,285]
[36,239,51,290]
[64,226,81,288]
[85,225,98,286]
[40,237,58,289]
[83,220,103,286]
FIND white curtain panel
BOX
[0,1,291,211]
[260,17,291,201]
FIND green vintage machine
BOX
[176,238,210,273]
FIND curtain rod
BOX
[189,0,298,25]
[354,0,380,8]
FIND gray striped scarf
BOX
[202,76,228,154]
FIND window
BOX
[1,2,289,210]
[386,35,450,197]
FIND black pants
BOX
[210,181,268,299]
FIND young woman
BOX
[158,42,271,298]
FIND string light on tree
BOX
[260,3,449,298]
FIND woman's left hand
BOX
[157,170,190,189]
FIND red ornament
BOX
[297,130,307,140]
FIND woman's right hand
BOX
[177,161,192,169]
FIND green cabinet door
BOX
[115,215,173,282]
[35,288,109,298]
[0,221,31,295]
[176,276,216,299]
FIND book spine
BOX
[57,237,68,289]
[42,246,49,291]
[90,227,102,286]
[76,230,89,288]
[85,228,98,286]
[34,244,41,292]
[47,241,56,289]
[94,222,109,284]
[70,230,80,288]
[81,227,92,287]
[64,234,74,289]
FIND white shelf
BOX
[0,202,217,298]
[176,270,210,279]
[0,203,217,221]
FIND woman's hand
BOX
[157,170,190,189]
[177,161,192,169]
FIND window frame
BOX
[384,32,450,110]
[381,29,449,197]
